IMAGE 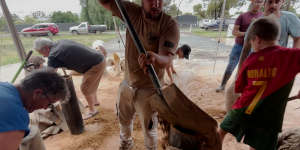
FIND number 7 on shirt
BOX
[245,81,267,115]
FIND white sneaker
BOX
[83,110,99,120]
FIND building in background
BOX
[175,15,198,28]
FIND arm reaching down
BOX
[293,37,300,49]
[0,131,24,150]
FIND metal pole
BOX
[176,0,183,17]
[61,75,85,135]
[0,0,26,60]
[213,0,227,72]
[113,17,125,48]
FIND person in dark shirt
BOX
[216,0,263,92]
[34,38,106,119]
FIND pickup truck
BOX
[69,22,107,34]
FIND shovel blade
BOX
[150,83,218,135]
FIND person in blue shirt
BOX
[0,68,68,150]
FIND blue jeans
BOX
[225,43,243,74]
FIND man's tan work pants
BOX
[117,81,158,150]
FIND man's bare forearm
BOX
[293,37,300,49]
[154,53,173,68]
[232,31,245,37]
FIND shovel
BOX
[11,50,33,83]
[114,0,218,135]
[114,0,174,115]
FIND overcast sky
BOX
[1,0,299,18]
[3,0,81,17]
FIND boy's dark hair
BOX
[248,16,280,41]
[179,44,191,59]
[20,68,69,101]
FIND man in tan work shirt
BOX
[98,0,179,149]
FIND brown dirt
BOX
[44,62,300,150]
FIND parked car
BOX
[69,22,107,35]
[200,19,216,29]
[21,23,59,37]
[204,21,228,31]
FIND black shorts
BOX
[220,109,278,150]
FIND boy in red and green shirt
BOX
[218,16,300,150]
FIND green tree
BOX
[0,15,7,31]
[184,12,193,15]
[133,0,175,16]
[193,4,206,19]
[205,0,247,19]
[283,0,295,11]
[51,11,79,23]
[80,0,122,30]
[133,0,141,5]
[282,0,299,15]
[23,15,39,24]
[162,0,173,12]
[0,14,24,31]
[165,4,182,17]
[11,14,23,25]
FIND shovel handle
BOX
[114,0,161,90]
[11,50,33,83]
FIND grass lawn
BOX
[0,32,116,66]
[191,28,228,38]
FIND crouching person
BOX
[34,38,106,120]
[219,16,300,150]
[0,69,68,150]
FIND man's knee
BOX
[117,84,135,126]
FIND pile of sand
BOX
[44,61,300,150]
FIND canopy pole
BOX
[113,17,125,48]
[213,0,227,73]
[0,0,26,60]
